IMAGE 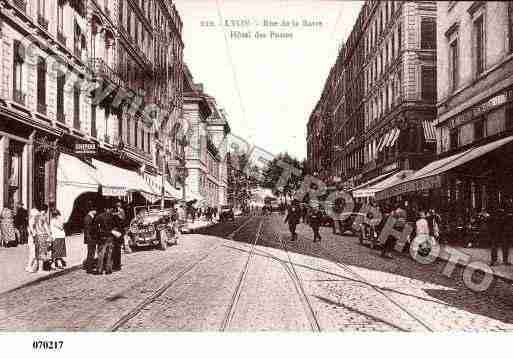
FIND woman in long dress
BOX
[37,209,53,271]
[25,209,43,273]
[0,207,18,247]
[50,209,67,268]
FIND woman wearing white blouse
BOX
[50,209,67,268]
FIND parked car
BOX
[127,206,177,251]
[220,205,235,222]
[337,212,367,235]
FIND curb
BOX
[394,242,513,286]
[1,263,83,296]
[437,247,513,285]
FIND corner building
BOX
[377,2,513,219]
[307,1,439,198]
[0,0,184,225]
[361,0,437,187]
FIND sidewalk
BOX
[183,219,216,232]
[0,234,87,294]
[0,221,216,295]
[438,244,513,282]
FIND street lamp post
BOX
[161,151,166,210]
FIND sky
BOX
[174,0,364,161]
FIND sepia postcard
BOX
[0,0,512,357]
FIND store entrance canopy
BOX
[376,135,513,200]
[353,170,414,198]
[57,153,100,222]
[351,171,398,198]
[92,159,155,197]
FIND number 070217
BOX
[32,340,63,350]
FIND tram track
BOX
[110,217,258,332]
[276,231,322,332]
[220,219,263,331]
[253,217,434,332]
[314,243,436,332]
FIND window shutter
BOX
[421,18,436,49]
[421,67,436,103]
[13,40,25,63]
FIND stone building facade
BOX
[182,65,229,208]
[432,1,513,213]
[0,0,184,220]
[307,1,438,192]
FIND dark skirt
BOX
[37,237,51,261]
[52,237,67,259]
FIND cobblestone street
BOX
[1,215,513,331]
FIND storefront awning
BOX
[57,154,99,222]
[388,128,401,147]
[352,170,414,198]
[165,182,183,200]
[142,173,181,201]
[375,135,513,200]
[423,121,437,142]
[351,171,398,193]
[377,133,388,152]
[92,159,154,197]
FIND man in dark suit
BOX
[14,202,28,244]
[112,201,126,270]
[284,201,301,241]
[83,207,98,273]
[94,207,116,275]
[309,205,323,242]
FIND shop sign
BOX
[376,175,442,201]
[449,88,513,129]
[74,143,97,156]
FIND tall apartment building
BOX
[362,0,437,185]
[306,65,336,181]
[0,0,184,221]
[308,1,438,195]
[377,2,513,216]
[182,65,230,208]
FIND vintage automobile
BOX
[335,212,367,235]
[127,206,178,251]
[220,205,235,222]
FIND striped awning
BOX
[377,133,388,152]
[388,128,401,147]
[423,121,437,142]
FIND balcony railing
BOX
[37,14,48,30]
[13,89,26,105]
[37,102,47,115]
[89,58,122,87]
[13,0,26,13]
[57,31,67,46]
[57,112,66,123]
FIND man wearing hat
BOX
[309,203,323,242]
[284,200,301,241]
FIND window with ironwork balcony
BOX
[73,84,81,130]
[37,57,47,114]
[57,2,66,46]
[57,74,65,123]
[13,40,25,106]
[13,0,26,13]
